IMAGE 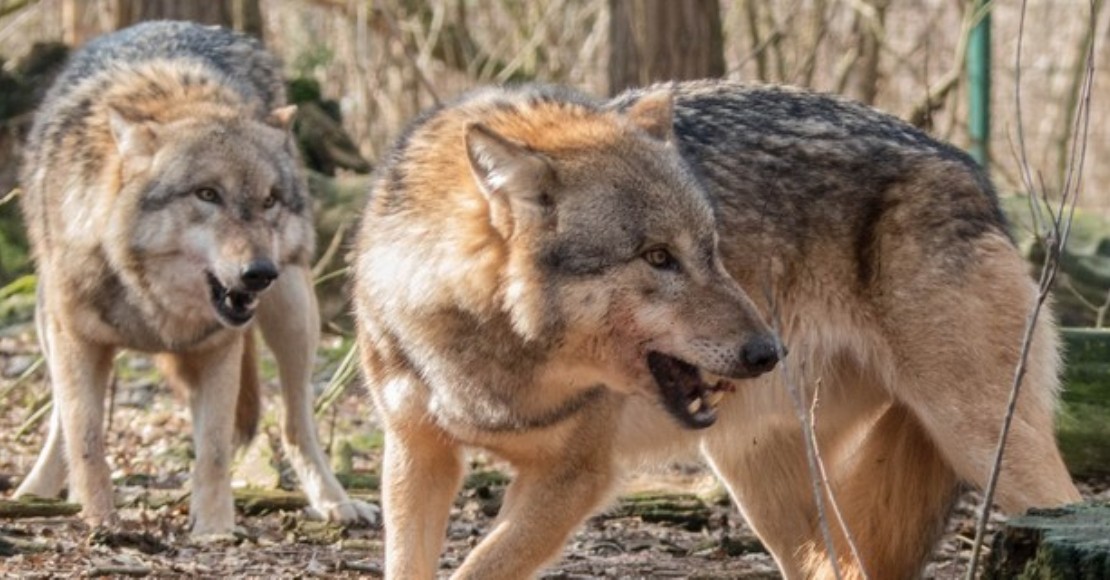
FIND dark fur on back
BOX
[614,81,1008,290]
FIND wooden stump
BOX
[985,502,1110,579]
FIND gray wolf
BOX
[353,80,1079,579]
[15,20,375,536]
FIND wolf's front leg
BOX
[256,265,378,525]
[32,314,116,526]
[452,418,617,580]
[380,412,464,580]
[164,336,244,537]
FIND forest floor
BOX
[2,321,1108,579]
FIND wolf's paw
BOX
[306,499,380,527]
[189,525,247,545]
[80,508,120,530]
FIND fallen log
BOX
[0,497,81,519]
[985,501,1110,579]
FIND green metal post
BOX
[967,1,991,169]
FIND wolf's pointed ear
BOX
[465,122,554,222]
[625,91,675,142]
[107,106,159,159]
[267,105,298,131]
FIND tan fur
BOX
[354,82,1080,579]
[355,86,778,579]
[16,22,376,535]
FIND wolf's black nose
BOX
[241,259,279,292]
[742,336,782,374]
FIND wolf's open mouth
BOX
[647,351,736,429]
[206,272,259,327]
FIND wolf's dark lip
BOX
[206,271,257,327]
[647,351,731,430]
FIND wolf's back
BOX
[48,20,283,111]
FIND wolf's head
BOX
[102,104,312,329]
[465,90,780,429]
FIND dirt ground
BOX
[2,323,1107,579]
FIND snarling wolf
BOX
[353,84,781,578]
[354,79,1079,580]
[16,20,375,535]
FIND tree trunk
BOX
[854,0,889,106]
[61,0,263,45]
[113,0,232,29]
[607,0,725,95]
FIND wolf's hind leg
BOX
[702,368,955,579]
[884,236,1080,513]
[16,405,69,499]
[799,403,959,580]
[17,302,70,499]
[256,265,378,525]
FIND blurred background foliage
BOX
[0,0,1108,326]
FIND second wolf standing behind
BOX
[354,80,1079,579]
[16,21,375,535]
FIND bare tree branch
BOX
[907,1,989,128]
[764,284,845,580]
[963,0,1097,576]
[808,380,871,579]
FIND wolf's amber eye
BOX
[263,193,278,209]
[194,187,221,204]
[644,248,679,271]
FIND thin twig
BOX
[313,267,350,287]
[808,379,870,579]
[16,397,50,438]
[87,564,151,578]
[907,1,990,127]
[1059,278,1110,328]
[0,187,21,206]
[312,220,350,279]
[313,342,360,416]
[963,1,1097,576]
[764,287,844,580]
[0,354,44,402]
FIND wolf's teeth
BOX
[705,390,725,408]
[700,368,726,385]
[687,398,703,415]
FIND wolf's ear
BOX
[625,91,675,142]
[107,106,159,159]
[465,122,554,222]
[266,105,298,131]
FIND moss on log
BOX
[0,497,82,519]
[985,502,1110,579]
[607,492,712,531]
[1059,329,1110,477]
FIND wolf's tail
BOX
[235,330,262,446]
